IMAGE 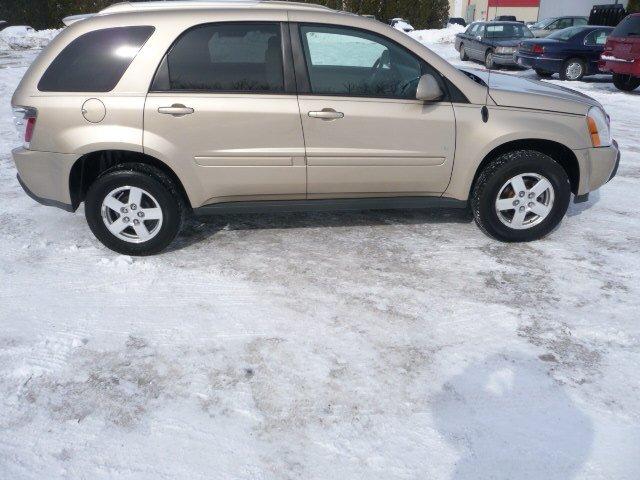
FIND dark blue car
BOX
[515,25,613,81]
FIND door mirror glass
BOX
[416,74,443,102]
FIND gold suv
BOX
[11,1,620,255]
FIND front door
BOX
[144,22,305,207]
[293,24,456,197]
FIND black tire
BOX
[471,150,571,242]
[485,50,495,70]
[612,73,640,92]
[459,43,468,61]
[535,68,553,78]
[559,58,585,81]
[84,163,186,255]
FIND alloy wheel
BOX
[495,173,555,230]
[100,186,163,243]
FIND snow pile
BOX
[0,26,61,50]
[409,23,465,44]
[392,19,415,32]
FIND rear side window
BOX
[584,29,610,46]
[612,15,640,37]
[38,26,154,92]
[158,23,284,92]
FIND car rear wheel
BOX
[535,68,553,78]
[459,43,468,61]
[485,50,495,69]
[84,163,186,255]
[560,58,585,81]
[471,150,571,242]
[612,73,640,92]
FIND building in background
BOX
[538,0,627,19]
[456,0,628,23]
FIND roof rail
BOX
[100,1,332,14]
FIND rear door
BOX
[468,24,484,59]
[143,21,306,207]
[291,23,456,197]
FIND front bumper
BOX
[12,147,78,212]
[574,139,620,197]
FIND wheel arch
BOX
[69,150,191,211]
[470,139,581,197]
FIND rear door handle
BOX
[308,109,344,120]
[158,104,194,117]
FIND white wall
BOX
[538,0,627,20]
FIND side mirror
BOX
[416,74,444,102]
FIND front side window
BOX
[38,26,154,92]
[163,23,284,92]
[299,25,426,99]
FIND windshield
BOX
[612,15,640,37]
[548,26,583,40]
[485,23,534,39]
[531,18,556,29]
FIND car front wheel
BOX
[612,73,640,92]
[84,163,186,255]
[471,150,571,242]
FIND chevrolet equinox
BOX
[11,1,620,255]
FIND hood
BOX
[460,68,601,115]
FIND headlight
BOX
[587,106,611,148]
[495,46,515,54]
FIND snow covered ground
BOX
[1,28,640,480]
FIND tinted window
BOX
[299,25,428,99]
[38,26,154,92]
[612,15,640,37]
[164,23,283,92]
[573,18,588,26]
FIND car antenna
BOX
[482,0,500,122]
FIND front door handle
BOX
[308,109,344,120]
[158,104,194,117]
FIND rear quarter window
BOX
[38,26,155,92]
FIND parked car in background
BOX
[494,15,517,22]
[515,26,613,80]
[389,18,414,32]
[600,13,640,92]
[529,16,588,38]
[455,21,534,69]
[448,17,466,27]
